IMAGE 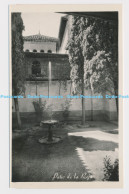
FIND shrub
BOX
[32,100,57,121]
[32,100,47,122]
[32,100,47,113]
[61,99,71,119]
[103,156,119,181]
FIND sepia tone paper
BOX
[9,4,123,188]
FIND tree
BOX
[67,16,118,124]
[67,16,95,124]
[12,13,25,130]
[83,19,118,112]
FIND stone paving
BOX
[67,122,118,181]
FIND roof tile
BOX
[24,33,59,42]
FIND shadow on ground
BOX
[12,121,118,182]
[68,136,118,152]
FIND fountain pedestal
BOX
[48,124,53,142]
[39,120,62,144]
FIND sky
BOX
[21,13,66,38]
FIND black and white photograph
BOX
[9,4,123,188]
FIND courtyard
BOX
[12,121,118,182]
[11,11,119,184]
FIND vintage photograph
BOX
[10,5,122,187]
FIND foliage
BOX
[67,16,118,96]
[56,63,70,94]
[32,100,47,113]
[67,15,118,114]
[56,63,70,81]
[32,61,41,75]
[67,16,85,94]
[61,99,71,118]
[86,51,115,94]
[83,20,118,96]
[32,100,56,120]
[12,13,25,130]
[103,156,119,181]
[12,13,26,96]
[45,104,54,119]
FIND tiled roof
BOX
[23,33,59,42]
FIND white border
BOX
[0,0,129,193]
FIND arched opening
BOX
[40,50,44,53]
[48,50,52,53]
[33,49,37,52]
[32,61,41,76]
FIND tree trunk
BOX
[48,125,53,142]
[36,80,37,96]
[114,90,118,114]
[82,79,85,125]
[70,81,72,95]
[59,81,61,95]
[14,98,21,130]
[114,81,118,115]
[91,89,93,121]
[112,77,118,115]
[115,97,118,114]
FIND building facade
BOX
[13,15,117,123]
[23,32,59,53]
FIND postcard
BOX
[9,4,123,188]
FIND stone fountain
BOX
[38,61,62,144]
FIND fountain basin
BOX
[41,120,58,125]
[39,120,62,144]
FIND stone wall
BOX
[24,41,57,53]
[24,53,70,80]
[12,52,117,123]
[103,93,118,121]
[12,80,117,122]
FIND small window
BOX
[33,49,37,52]
[48,50,52,53]
[40,50,44,53]
[25,49,29,52]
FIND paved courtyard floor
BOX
[12,121,118,182]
